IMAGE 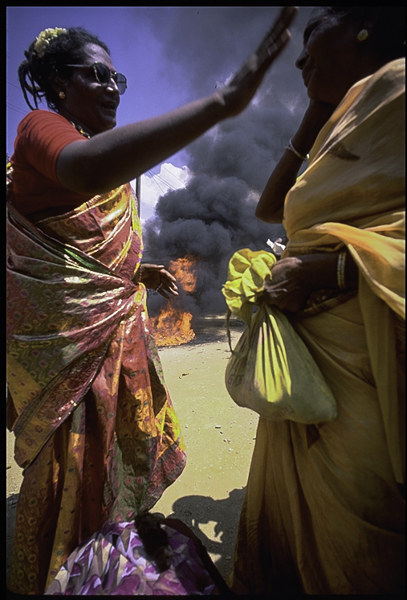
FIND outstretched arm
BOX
[57,7,298,196]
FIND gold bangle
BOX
[337,251,347,290]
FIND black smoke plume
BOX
[141,7,313,317]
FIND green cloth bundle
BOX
[222,249,337,423]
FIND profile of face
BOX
[55,43,121,136]
[296,8,367,106]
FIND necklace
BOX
[70,121,91,139]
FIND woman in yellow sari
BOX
[6,11,297,595]
[230,7,405,595]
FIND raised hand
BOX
[221,6,298,116]
[57,7,298,197]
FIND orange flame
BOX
[151,304,195,347]
[167,255,197,294]
[150,255,197,347]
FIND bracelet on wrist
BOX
[284,139,310,162]
[337,251,347,290]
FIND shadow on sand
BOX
[7,490,244,595]
[154,487,245,581]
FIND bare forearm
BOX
[57,93,226,195]
[264,250,358,313]
[255,149,304,223]
[56,8,298,197]
[255,100,336,223]
[303,251,359,291]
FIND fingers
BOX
[264,30,291,61]
[228,6,298,85]
[141,264,177,281]
[263,286,304,313]
[156,278,179,298]
[139,263,179,296]
[156,283,179,298]
[257,6,298,64]
[150,265,178,284]
[161,268,177,284]
[273,6,298,35]
[266,6,298,43]
[157,269,178,292]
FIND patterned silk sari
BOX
[7,182,186,594]
[45,519,226,595]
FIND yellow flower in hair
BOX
[34,27,67,57]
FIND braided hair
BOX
[18,26,111,111]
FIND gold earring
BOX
[357,29,369,42]
[58,91,66,99]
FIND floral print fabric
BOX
[45,520,222,595]
[7,184,186,594]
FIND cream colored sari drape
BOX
[231,59,405,595]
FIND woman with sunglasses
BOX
[7,10,297,595]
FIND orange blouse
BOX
[10,109,93,217]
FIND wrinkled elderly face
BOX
[295,8,362,106]
[57,43,120,135]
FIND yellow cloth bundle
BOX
[223,248,337,423]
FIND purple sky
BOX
[6,6,315,312]
[6,7,313,161]
[6,7,187,160]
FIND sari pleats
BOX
[7,183,186,594]
[230,59,405,595]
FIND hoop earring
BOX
[357,29,369,42]
[58,91,66,99]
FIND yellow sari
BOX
[7,183,186,594]
[231,59,405,594]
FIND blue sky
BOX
[6,7,192,158]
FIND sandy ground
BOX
[6,314,258,585]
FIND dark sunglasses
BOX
[66,62,127,95]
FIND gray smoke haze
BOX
[137,7,314,316]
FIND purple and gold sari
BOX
[7,183,186,594]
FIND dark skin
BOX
[257,7,388,312]
[138,264,178,300]
[42,7,298,297]
[53,7,298,195]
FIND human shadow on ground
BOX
[154,487,245,581]
[6,489,246,584]
[7,489,243,590]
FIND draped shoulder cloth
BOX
[283,58,405,483]
[7,183,146,470]
[7,179,186,593]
